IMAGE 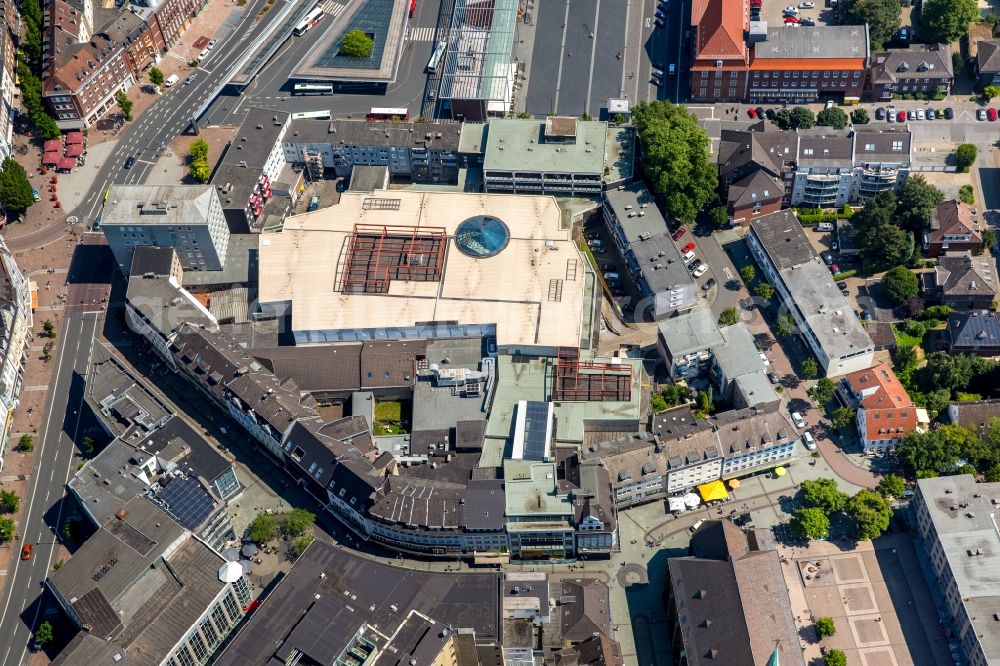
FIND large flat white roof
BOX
[258,191,588,348]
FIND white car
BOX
[682,250,696,264]
[603,272,620,281]
[783,5,798,13]
[791,411,806,429]
[759,352,770,366]
[799,0,815,7]
[802,431,817,450]
[692,264,708,278]
[825,99,835,109]
[916,108,925,120]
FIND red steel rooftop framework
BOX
[340,224,448,294]
[552,347,633,402]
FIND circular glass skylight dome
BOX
[454,215,510,258]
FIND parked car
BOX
[682,241,695,253]
[799,18,815,25]
[682,250,696,264]
[897,111,906,122]
[207,39,218,49]
[748,107,757,118]
[916,108,925,120]
[825,99,835,109]
[802,431,817,450]
[604,272,620,281]
[887,110,896,123]
[799,0,815,6]
[875,107,885,120]
[31,188,39,201]
[820,250,833,265]
[765,108,776,119]
[692,264,709,278]
[651,68,664,78]
[791,411,806,429]
[755,106,765,119]
[907,109,916,120]
[836,280,847,289]
[759,352,770,366]
[784,14,799,22]
[990,108,998,121]
[768,372,780,385]
[655,9,666,19]
[668,63,676,75]
[671,227,686,241]
[944,107,954,119]
[926,108,936,120]
[702,277,717,291]
[688,259,704,272]
[816,222,834,231]
[783,5,798,13]
[978,109,988,121]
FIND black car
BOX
[688,258,703,272]
[799,17,815,25]
[755,106,765,119]
[841,289,850,296]
[836,281,847,289]
[820,251,834,265]
[768,372,780,385]
[875,107,886,120]
[765,108,776,119]
[702,277,716,291]
[123,156,135,169]
[944,107,954,119]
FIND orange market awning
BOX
[728,478,741,490]
[698,480,729,503]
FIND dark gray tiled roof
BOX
[748,209,815,270]
[461,479,506,530]
[870,44,953,84]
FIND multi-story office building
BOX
[747,210,874,375]
[911,475,1000,666]
[102,185,231,272]
[0,237,30,470]
[282,119,461,183]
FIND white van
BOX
[802,431,817,450]
[816,222,834,232]
[164,74,180,88]
[198,48,210,61]
[682,250,696,263]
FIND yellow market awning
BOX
[698,480,729,503]
[728,478,741,490]
[774,466,787,477]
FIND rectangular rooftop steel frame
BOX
[340,223,448,294]
[552,347,632,402]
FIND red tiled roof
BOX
[844,363,919,442]
[691,0,746,60]
[749,57,866,71]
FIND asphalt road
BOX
[71,0,273,229]
[204,0,444,124]
[0,307,101,665]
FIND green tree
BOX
[754,282,774,300]
[846,489,893,540]
[801,478,849,515]
[149,66,164,86]
[42,319,54,337]
[0,517,13,543]
[190,139,209,162]
[190,159,211,183]
[914,352,993,394]
[953,51,966,77]
[846,0,902,50]
[581,111,592,121]
[896,175,944,233]
[921,0,979,44]
[816,107,849,129]
[18,434,33,452]
[984,85,1000,100]
[923,305,953,321]
[791,506,830,540]
[739,265,756,284]
[882,266,919,304]
[709,206,729,228]
[35,621,54,646]
[984,228,998,254]
[248,513,279,543]
[281,508,316,537]
[893,344,920,374]
[876,473,907,500]
[0,489,19,513]
[801,357,819,379]
[696,387,714,414]
[832,406,856,429]
[0,158,36,216]
[956,143,978,172]
[869,223,914,268]
[789,107,815,129]
[82,436,95,455]
[291,535,314,558]
[611,113,626,126]
[772,109,794,130]
[631,101,718,223]
[115,91,133,121]
[959,184,975,206]
[651,392,668,412]
[341,29,375,58]
[718,307,739,327]
[850,108,870,125]
[815,616,837,638]
[53,559,64,571]
[775,314,797,338]
[897,424,978,473]
[985,462,1000,482]
[823,648,848,666]
[809,377,836,405]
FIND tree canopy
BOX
[850,108,870,125]
[341,30,374,58]
[718,306,739,327]
[920,0,979,44]
[823,648,848,666]
[0,489,19,513]
[809,377,836,405]
[876,474,906,500]
[832,406,856,429]
[149,67,164,86]
[895,175,944,233]
[0,159,36,216]
[281,508,315,537]
[815,617,837,638]
[800,478,849,515]
[851,191,915,269]
[846,489,893,540]
[846,0,901,50]
[816,107,849,130]
[881,266,919,305]
[955,143,978,172]
[248,513,279,543]
[801,358,819,379]
[632,102,718,223]
[896,423,979,474]
[792,507,830,540]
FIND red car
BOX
[681,242,696,253]
[783,15,798,23]
[747,107,757,118]
[671,227,686,241]
[896,111,906,122]
[989,108,998,121]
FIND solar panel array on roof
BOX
[153,475,217,530]
[520,401,550,461]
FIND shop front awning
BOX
[698,480,729,503]
[728,478,741,490]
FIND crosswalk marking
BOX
[408,26,437,42]
[318,0,345,16]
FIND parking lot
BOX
[760,0,836,30]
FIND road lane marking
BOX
[585,0,602,116]
[552,0,572,113]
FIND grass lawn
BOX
[892,325,922,348]
[373,400,409,435]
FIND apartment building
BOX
[923,200,982,258]
[747,210,875,375]
[0,237,31,470]
[911,475,1000,666]
[921,251,997,310]
[281,118,461,183]
[944,311,1000,357]
[0,3,18,161]
[867,44,953,101]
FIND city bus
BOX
[292,110,332,120]
[293,82,334,95]
[366,107,409,121]
[426,40,446,74]
[293,6,323,36]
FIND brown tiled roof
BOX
[727,170,783,208]
[927,200,981,246]
[934,252,996,299]
[559,579,614,642]
[691,0,746,60]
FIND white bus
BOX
[426,40,446,74]
[293,82,334,95]
[292,110,332,120]
[366,107,409,121]
[293,6,323,36]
